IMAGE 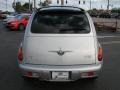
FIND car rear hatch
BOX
[23,35,96,65]
[23,7,96,65]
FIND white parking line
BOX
[101,41,120,45]
[98,36,120,38]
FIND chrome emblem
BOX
[49,48,72,56]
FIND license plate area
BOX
[51,71,69,80]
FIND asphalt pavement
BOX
[0,21,120,90]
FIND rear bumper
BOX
[7,24,18,30]
[19,63,102,81]
[9,25,18,30]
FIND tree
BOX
[12,2,23,12]
[111,8,120,13]
[22,3,32,11]
[12,2,32,12]
[38,1,49,7]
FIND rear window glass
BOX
[31,12,90,34]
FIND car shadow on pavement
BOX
[22,78,99,90]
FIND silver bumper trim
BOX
[19,64,102,72]
[19,64,102,81]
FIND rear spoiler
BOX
[35,6,85,12]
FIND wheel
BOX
[18,24,25,31]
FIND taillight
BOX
[18,47,23,63]
[98,47,103,61]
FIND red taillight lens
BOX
[98,47,103,61]
[87,72,94,76]
[26,71,32,77]
[18,47,23,63]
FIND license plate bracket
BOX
[51,71,69,80]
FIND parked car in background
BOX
[111,13,120,19]
[7,14,31,31]
[0,13,6,19]
[6,12,18,19]
[18,6,103,82]
[3,14,21,25]
[99,12,111,18]
[90,13,98,17]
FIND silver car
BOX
[17,6,103,82]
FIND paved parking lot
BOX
[0,20,120,90]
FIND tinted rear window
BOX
[31,11,90,34]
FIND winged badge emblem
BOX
[48,48,72,56]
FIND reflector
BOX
[18,47,23,63]
[98,47,103,61]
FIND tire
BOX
[18,24,25,31]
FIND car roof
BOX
[38,6,85,13]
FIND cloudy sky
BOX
[0,0,120,11]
